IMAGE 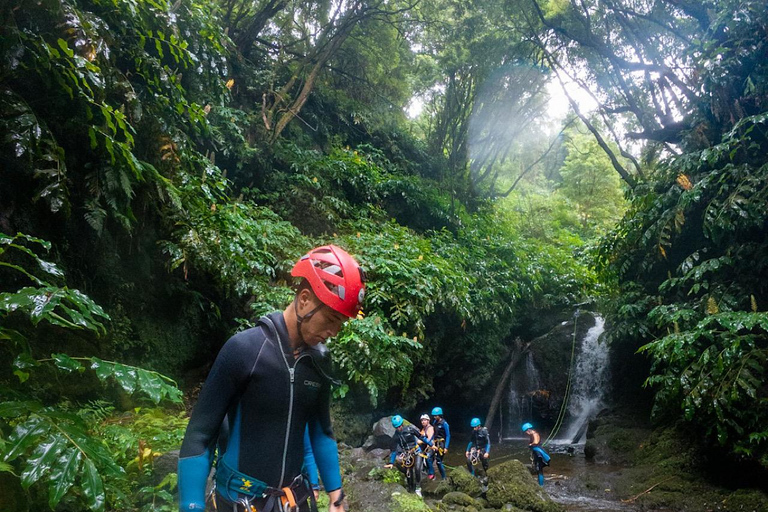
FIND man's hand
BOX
[465,451,470,458]
[483,452,489,459]
[328,489,344,512]
[383,463,393,469]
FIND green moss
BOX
[442,492,479,507]
[484,460,563,512]
[447,467,482,497]
[368,466,404,484]
[391,491,431,512]
[723,489,768,512]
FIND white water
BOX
[504,352,542,438]
[554,315,608,444]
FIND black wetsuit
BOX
[178,312,340,510]
[432,418,450,479]
[466,427,491,473]
[389,425,428,490]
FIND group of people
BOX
[176,244,550,512]
[383,407,452,496]
[385,413,551,496]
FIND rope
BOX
[542,309,579,447]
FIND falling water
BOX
[555,315,608,444]
[504,352,542,438]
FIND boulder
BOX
[366,416,397,450]
[442,491,480,507]
[447,466,483,497]
[153,449,179,484]
[484,460,563,512]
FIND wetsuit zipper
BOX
[278,345,309,487]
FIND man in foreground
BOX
[178,245,366,511]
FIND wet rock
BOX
[0,473,28,512]
[372,416,396,438]
[365,416,397,450]
[442,491,479,507]
[368,448,389,460]
[446,466,483,497]
[485,459,563,512]
[153,449,179,484]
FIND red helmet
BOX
[291,245,366,318]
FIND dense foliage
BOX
[16,0,768,508]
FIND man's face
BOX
[301,298,347,346]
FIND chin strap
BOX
[293,297,323,344]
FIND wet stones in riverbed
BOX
[485,460,564,512]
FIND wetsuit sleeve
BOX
[485,432,491,454]
[178,331,258,511]
[303,426,319,489]
[444,421,451,449]
[307,385,342,492]
[466,441,472,452]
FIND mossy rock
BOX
[442,491,479,508]
[484,460,563,512]
[447,466,483,497]
[391,491,431,512]
[722,489,768,512]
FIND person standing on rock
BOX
[384,415,431,497]
[431,406,451,479]
[522,422,550,486]
[178,245,366,512]
[417,413,436,480]
[465,417,491,476]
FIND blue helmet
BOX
[470,418,481,428]
[392,415,404,428]
[521,422,533,432]
[431,406,443,416]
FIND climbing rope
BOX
[542,308,579,447]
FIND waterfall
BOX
[504,352,542,438]
[555,315,608,444]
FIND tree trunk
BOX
[485,338,529,432]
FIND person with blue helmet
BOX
[522,422,550,486]
[384,415,431,497]
[465,418,491,475]
[430,406,450,479]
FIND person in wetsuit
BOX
[431,407,450,479]
[465,417,490,476]
[178,245,366,512]
[522,422,550,486]
[417,413,435,479]
[384,415,431,497]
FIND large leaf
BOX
[81,458,105,512]
[48,448,82,508]
[3,415,49,462]
[20,434,67,487]
[52,353,85,373]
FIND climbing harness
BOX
[543,308,580,447]
[469,448,480,466]
[397,449,417,468]
[215,457,317,512]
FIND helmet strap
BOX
[293,296,324,345]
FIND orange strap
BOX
[281,487,297,509]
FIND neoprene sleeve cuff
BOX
[309,423,342,491]
[178,449,212,511]
[303,427,319,488]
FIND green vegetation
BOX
[1,0,767,509]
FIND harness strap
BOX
[281,487,297,509]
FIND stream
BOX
[439,436,638,512]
